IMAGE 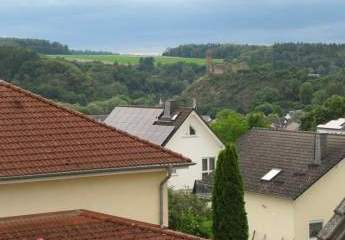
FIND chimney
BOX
[162,100,177,119]
[314,133,328,165]
[192,98,197,109]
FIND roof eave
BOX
[0,162,195,183]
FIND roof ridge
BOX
[117,105,194,110]
[252,127,339,135]
[0,80,191,165]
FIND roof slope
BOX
[105,106,193,145]
[0,210,206,240]
[0,80,191,180]
[318,198,345,240]
[237,128,345,199]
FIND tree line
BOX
[164,42,345,74]
[0,46,205,114]
[0,37,114,55]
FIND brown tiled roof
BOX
[0,210,206,240]
[0,80,192,180]
[237,128,345,199]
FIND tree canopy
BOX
[212,144,248,240]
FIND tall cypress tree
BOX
[212,144,248,240]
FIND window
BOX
[209,157,215,170]
[202,157,216,180]
[309,221,323,239]
[202,158,208,171]
[261,168,282,181]
[189,126,196,136]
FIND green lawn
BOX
[47,54,223,65]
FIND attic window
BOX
[189,126,196,136]
[261,168,282,181]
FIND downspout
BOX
[159,166,172,228]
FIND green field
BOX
[47,54,223,65]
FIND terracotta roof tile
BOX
[0,80,192,179]
[0,210,206,240]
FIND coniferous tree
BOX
[212,144,248,240]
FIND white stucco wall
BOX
[294,159,345,240]
[0,170,169,226]
[165,111,224,190]
[245,192,295,240]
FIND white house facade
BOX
[104,101,224,190]
[165,110,224,189]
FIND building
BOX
[104,101,224,189]
[318,197,345,240]
[238,128,345,240]
[194,128,345,240]
[317,118,345,134]
[0,209,206,240]
[0,80,192,226]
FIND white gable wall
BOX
[165,111,224,190]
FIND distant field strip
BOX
[47,54,223,65]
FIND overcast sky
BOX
[1,0,345,54]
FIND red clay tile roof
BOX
[0,210,206,240]
[0,80,192,180]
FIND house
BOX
[318,197,345,240]
[104,101,224,190]
[0,80,192,226]
[0,210,206,240]
[194,128,345,240]
[317,118,345,134]
[238,128,345,240]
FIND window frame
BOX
[309,220,323,240]
[201,156,216,180]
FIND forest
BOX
[1,41,345,131]
[0,46,205,114]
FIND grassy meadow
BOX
[47,54,223,65]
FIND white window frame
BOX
[202,157,216,180]
[309,220,324,240]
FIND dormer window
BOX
[189,126,196,136]
[261,168,281,181]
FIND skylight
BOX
[261,168,282,181]
[171,113,179,120]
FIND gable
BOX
[166,111,224,149]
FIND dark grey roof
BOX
[238,128,345,199]
[104,106,193,145]
[318,198,345,240]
